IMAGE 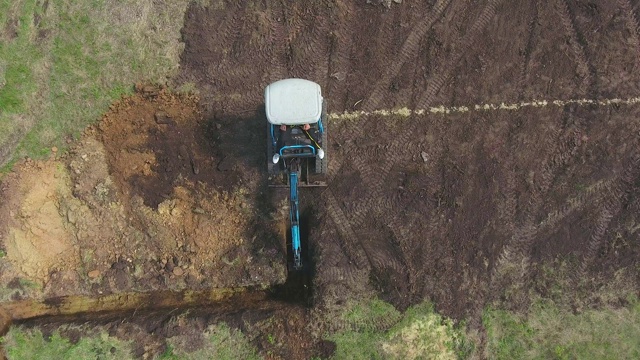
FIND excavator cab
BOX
[266,78,327,184]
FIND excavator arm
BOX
[288,161,302,270]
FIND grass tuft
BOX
[161,322,260,360]
[2,326,132,360]
[327,299,470,360]
[483,299,640,360]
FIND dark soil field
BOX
[177,0,640,315]
[2,0,640,359]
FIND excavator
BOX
[265,79,327,270]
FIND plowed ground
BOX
[178,0,640,321]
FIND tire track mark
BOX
[574,153,640,281]
[410,146,451,299]
[316,264,364,286]
[380,206,420,294]
[517,1,540,100]
[334,122,440,292]
[210,4,245,51]
[618,0,640,70]
[288,7,329,79]
[325,0,357,110]
[537,129,583,195]
[537,178,614,235]
[365,2,505,287]
[392,134,446,297]
[490,124,583,294]
[362,8,400,107]
[324,300,402,333]
[343,142,420,233]
[324,189,372,271]
[266,0,290,80]
[340,135,422,231]
[468,112,528,333]
[311,15,331,83]
[283,4,306,41]
[413,213,447,290]
[212,4,271,109]
[362,0,452,111]
[331,0,503,302]
[314,231,366,285]
[447,135,497,299]
[365,238,406,277]
[343,193,376,227]
[327,162,415,280]
[409,32,429,110]
[415,0,504,110]
[327,125,395,237]
[345,160,421,230]
[326,150,342,180]
[555,0,594,94]
[212,9,268,110]
[499,164,518,235]
[222,5,256,66]
[330,92,640,290]
[371,205,413,275]
[186,6,242,78]
[234,19,275,88]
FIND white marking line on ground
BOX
[330,97,640,120]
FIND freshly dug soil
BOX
[0,86,286,303]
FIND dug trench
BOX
[0,86,325,358]
[0,277,318,359]
[0,216,319,359]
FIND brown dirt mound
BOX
[0,160,79,284]
[0,86,286,301]
[98,85,242,209]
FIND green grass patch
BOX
[340,298,402,332]
[485,259,640,359]
[381,302,473,359]
[483,299,640,360]
[0,0,43,152]
[327,299,471,360]
[1,326,133,360]
[0,0,191,170]
[161,322,260,360]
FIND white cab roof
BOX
[265,79,322,125]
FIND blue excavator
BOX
[265,79,327,270]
